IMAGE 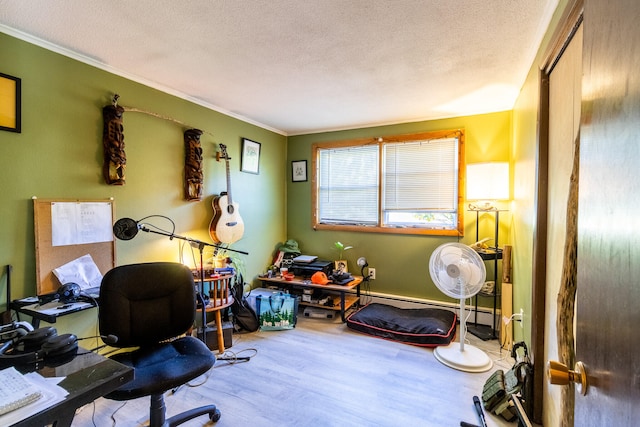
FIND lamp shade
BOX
[466,162,509,200]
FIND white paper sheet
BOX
[51,202,113,247]
[0,370,67,425]
[52,254,103,291]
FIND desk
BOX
[260,275,362,322]
[10,299,97,328]
[11,350,133,427]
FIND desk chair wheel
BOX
[210,408,222,422]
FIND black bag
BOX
[482,341,533,422]
[230,274,259,332]
[509,341,534,418]
[482,370,517,421]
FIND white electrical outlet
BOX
[368,267,376,280]
[519,308,524,328]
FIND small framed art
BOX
[0,72,21,133]
[240,138,261,174]
[292,160,307,182]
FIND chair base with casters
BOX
[106,337,221,426]
[99,262,222,426]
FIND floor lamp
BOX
[465,162,510,340]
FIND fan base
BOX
[433,343,493,373]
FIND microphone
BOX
[76,335,119,355]
[103,334,119,345]
[113,217,140,240]
[77,334,119,345]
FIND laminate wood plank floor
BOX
[71,316,520,427]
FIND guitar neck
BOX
[225,158,233,205]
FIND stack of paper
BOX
[0,367,42,415]
[0,367,68,425]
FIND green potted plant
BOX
[332,241,353,272]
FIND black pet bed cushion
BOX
[346,303,457,347]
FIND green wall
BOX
[1,0,571,343]
[287,112,512,305]
[511,65,540,344]
[510,0,572,345]
[0,33,287,336]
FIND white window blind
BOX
[318,145,379,224]
[383,138,458,212]
[315,132,461,232]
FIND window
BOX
[312,129,464,236]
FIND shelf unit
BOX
[467,209,505,341]
[259,275,362,322]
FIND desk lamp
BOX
[357,257,369,279]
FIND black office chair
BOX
[99,262,221,426]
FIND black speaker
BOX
[0,326,78,369]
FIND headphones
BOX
[0,326,78,370]
[38,282,83,305]
[58,282,81,303]
[0,321,33,343]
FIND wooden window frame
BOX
[311,129,465,236]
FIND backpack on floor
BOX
[482,341,533,421]
[230,274,259,332]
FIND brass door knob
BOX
[547,360,588,395]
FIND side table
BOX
[194,273,234,353]
[259,275,362,322]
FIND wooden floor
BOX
[71,316,519,427]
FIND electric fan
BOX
[429,243,493,372]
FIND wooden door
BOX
[544,22,582,427]
[575,0,640,425]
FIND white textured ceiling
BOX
[0,0,558,135]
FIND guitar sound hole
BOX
[227,206,235,214]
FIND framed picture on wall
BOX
[0,72,21,133]
[292,160,307,182]
[240,138,261,174]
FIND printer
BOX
[290,259,333,278]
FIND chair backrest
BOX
[99,262,196,348]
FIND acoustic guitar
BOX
[209,144,245,244]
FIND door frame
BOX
[531,0,583,423]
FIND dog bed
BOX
[346,303,457,347]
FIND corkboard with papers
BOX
[33,198,116,295]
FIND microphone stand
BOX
[137,225,248,347]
